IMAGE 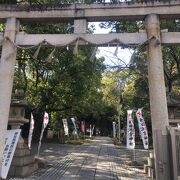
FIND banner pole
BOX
[37,128,44,156]
[90,124,92,138]
[28,113,34,150]
[37,112,49,157]
[133,149,136,162]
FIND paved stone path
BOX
[11,137,151,180]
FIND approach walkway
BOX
[18,137,150,180]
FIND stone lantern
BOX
[9,89,28,131]
[8,89,38,178]
[167,95,180,126]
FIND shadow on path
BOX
[11,137,150,180]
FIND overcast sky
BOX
[89,22,132,67]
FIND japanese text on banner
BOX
[126,110,135,149]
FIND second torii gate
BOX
[0,1,180,179]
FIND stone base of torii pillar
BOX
[8,136,38,177]
[7,90,38,178]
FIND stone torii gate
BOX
[0,1,180,179]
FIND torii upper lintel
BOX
[0,1,180,22]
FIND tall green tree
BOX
[13,15,108,137]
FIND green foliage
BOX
[100,18,180,135]
[0,0,17,4]
[160,20,180,96]
[0,24,5,32]
[14,17,117,135]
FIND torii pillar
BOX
[0,17,18,176]
[145,14,171,179]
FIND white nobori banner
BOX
[136,108,149,149]
[43,112,49,129]
[126,110,135,149]
[112,121,116,138]
[1,129,21,179]
[37,112,49,156]
[71,117,79,138]
[62,119,69,136]
[28,113,35,149]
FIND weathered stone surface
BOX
[14,162,38,177]
[14,148,31,157]
[11,154,35,166]
[35,156,48,168]
[0,1,180,22]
